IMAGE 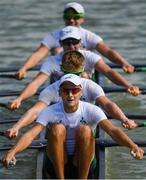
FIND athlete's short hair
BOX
[62,50,85,70]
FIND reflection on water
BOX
[0,0,146,178]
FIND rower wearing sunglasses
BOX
[15,2,134,80]
[6,51,138,140]
[3,74,144,179]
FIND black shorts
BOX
[43,151,96,179]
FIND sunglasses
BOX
[63,13,84,20]
[61,66,84,76]
[61,38,80,46]
[61,87,81,95]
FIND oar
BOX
[0,74,16,79]
[0,65,40,73]
[107,114,146,120]
[0,131,5,136]
[0,114,146,126]
[0,90,41,97]
[0,86,146,98]
[0,159,15,168]
[134,67,146,72]
[103,86,146,94]
[0,91,21,97]
[0,139,47,151]
[96,139,146,147]
[107,63,146,70]
[136,122,146,127]
[0,119,18,124]
[0,138,146,150]
[0,103,8,108]
[1,120,146,139]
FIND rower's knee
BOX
[76,125,93,142]
[49,123,66,141]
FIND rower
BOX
[2,74,144,179]
[15,2,134,80]
[6,51,138,140]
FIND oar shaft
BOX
[0,138,145,150]
[137,122,146,127]
[0,90,40,97]
[108,63,146,69]
[0,139,47,151]
[0,119,18,124]
[0,74,16,79]
[96,139,146,147]
[135,67,146,72]
[0,65,40,73]
[103,86,146,94]
[0,131,5,136]
[0,103,8,108]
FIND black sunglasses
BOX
[61,38,80,46]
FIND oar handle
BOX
[0,103,8,108]
[0,131,5,136]
[137,122,146,127]
[102,86,146,94]
[135,67,146,72]
[0,74,16,79]
[0,159,15,167]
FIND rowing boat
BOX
[36,131,102,179]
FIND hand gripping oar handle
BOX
[0,65,40,73]
[0,159,15,168]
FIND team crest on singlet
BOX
[80,117,87,124]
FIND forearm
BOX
[13,111,38,131]
[16,83,39,103]
[103,102,128,123]
[110,127,137,149]
[106,69,130,87]
[8,124,44,156]
[13,102,47,131]
[105,49,128,66]
[21,45,49,71]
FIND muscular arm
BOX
[95,59,130,87]
[96,41,134,73]
[99,119,144,160]
[6,101,48,139]
[18,72,48,100]
[97,96,128,122]
[94,60,140,96]
[16,44,49,79]
[3,123,44,167]
[9,72,49,110]
[97,96,137,129]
